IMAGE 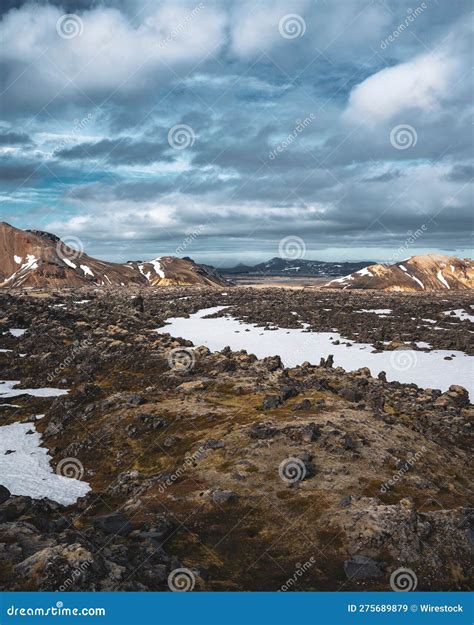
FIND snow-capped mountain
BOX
[222,257,372,277]
[324,254,474,291]
[0,223,227,289]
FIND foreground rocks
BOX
[0,287,472,591]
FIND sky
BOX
[0,0,472,266]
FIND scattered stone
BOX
[212,489,237,504]
[343,555,383,580]
[262,395,281,410]
[0,486,11,505]
[94,512,133,536]
[293,399,311,411]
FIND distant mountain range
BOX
[221,257,373,277]
[0,223,227,289]
[2,224,471,291]
[324,254,474,291]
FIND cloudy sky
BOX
[0,0,472,265]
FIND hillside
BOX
[0,223,228,289]
[324,254,474,291]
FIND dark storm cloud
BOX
[447,164,474,183]
[0,130,32,146]
[56,136,174,166]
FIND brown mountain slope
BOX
[324,254,474,291]
[0,223,228,289]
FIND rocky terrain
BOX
[0,223,227,289]
[325,254,473,291]
[0,287,472,592]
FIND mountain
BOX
[127,256,227,287]
[324,254,474,291]
[222,257,373,277]
[0,223,228,289]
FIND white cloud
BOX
[0,2,227,97]
[344,50,457,125]
[230,0,310,58]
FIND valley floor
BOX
[0,287,472,591]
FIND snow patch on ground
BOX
[0,380,68,398]
[443,309,474,323]
[156,307,474,397]
[9,328,26,337]
[406,273,424,289]
[80,264,94,277]
[63,258,77,269]
[0,422,90,506]
[327,274,353,284]
[138,264,152,281]
[149,258,165,279]
[356,309,392,316]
